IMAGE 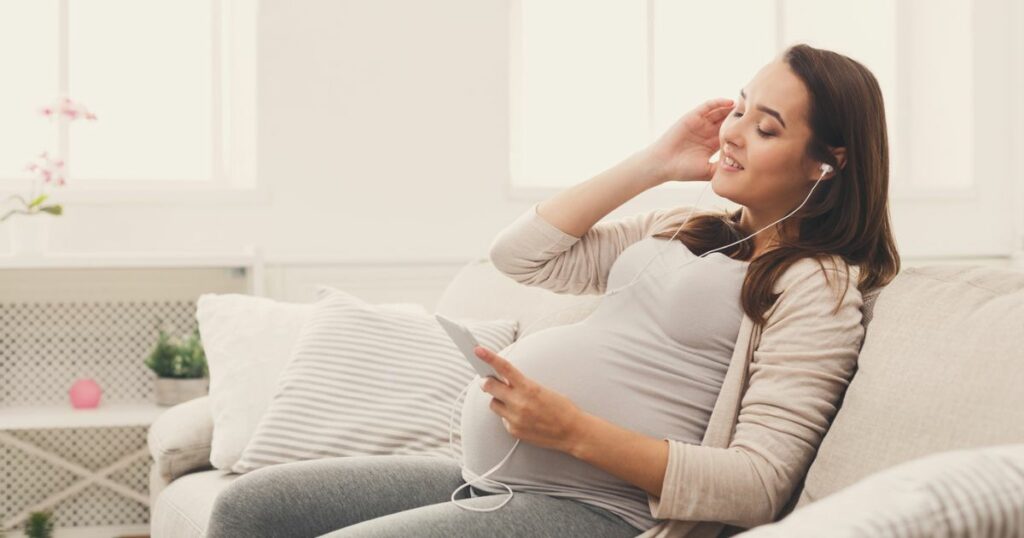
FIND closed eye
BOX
[731,111,776,138]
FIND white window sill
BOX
[0,183,271,206]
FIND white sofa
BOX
[147,257,1024,537]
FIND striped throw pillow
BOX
[233,286,517,474]
[735,443,1024,537]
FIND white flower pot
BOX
[154,377,210,406]
[9,214,51,255]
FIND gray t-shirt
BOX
[460,235,749,531]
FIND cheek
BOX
[749,141,814,190]
[746,141,790,174]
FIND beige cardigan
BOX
[487,203,867,538]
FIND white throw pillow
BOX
[735,443,1024,538]
[196,292,427,470]
[232,286,518,474]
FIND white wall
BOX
[5,0,1019,302]
[20,0,516,265]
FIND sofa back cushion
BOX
[434,257,603,338]
[794,264,1024,509]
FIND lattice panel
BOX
[12,428,147,471]
[0,300,197,405]
[0,266,249,533]
[0,427,150,528]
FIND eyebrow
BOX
[740,88,787,129]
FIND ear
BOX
[813,147,846,180]
[831,147,847,172]
[825,147,846,179]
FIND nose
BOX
[720,115,744,151]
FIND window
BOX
[509,0,904,192]
[509,0,1021,259]
[0,0,256,191]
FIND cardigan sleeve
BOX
[487,202,690,295]
[647,257,866,528]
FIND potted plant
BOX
[2,152,66,255]
[145,327,210,406]
[2,97,96,255]
[24,510,54,538]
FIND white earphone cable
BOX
[447,160,833,511]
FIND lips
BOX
[721,150,745,171]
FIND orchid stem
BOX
[0,209,33,223]
[2,193,27,205]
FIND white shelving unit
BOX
[0,250,261,537]
[0,403,167,431]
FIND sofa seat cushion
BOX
[151,469,239,538]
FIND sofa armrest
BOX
[148,395,215,482]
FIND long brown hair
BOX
[651,43,900,328]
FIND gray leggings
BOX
[206,454,643,538]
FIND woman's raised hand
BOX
[642,98,734,183]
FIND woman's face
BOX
[710,60,820,210]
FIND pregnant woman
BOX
[207,43,899,538]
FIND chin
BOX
[711,172,746,206]
[710,171,731,198]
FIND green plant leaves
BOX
[25,510,54,538]
[144,327,208,379]
[27,194,48,209]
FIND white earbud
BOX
[820,163,833,174]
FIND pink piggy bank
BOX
[69,378,102,409]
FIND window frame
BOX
[505,0,1024,261]
[0,0,263,205]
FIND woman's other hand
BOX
[474,345,587,454]
[641,97,734,183]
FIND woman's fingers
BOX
[480,375,512,400]
[474,346,523,387]
[706,105,733,124]
[696,98,734,118]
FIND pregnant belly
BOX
[458,322,671,492]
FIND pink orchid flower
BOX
[24,151,67,186]
[39,96,98,122]
[0,96,92,223]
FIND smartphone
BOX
[434,313,504,382]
